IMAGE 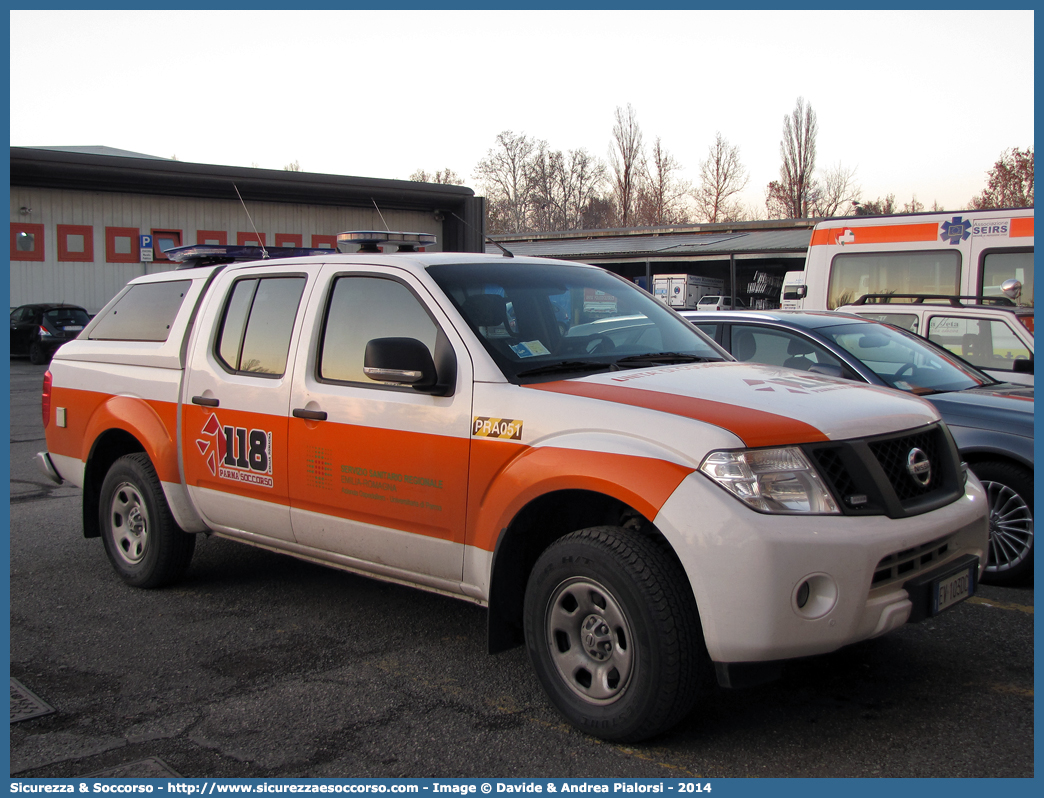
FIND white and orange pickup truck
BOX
[38,232,988,741]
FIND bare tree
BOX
[694,132,748,223]
[529,146,611,231]
[563,149,609,230]
[814,162,860,217]
[854,194,898,215]
[582,195,617,230]
[768,97,819,218]
[609,104,645,227]
[764,181,789,220]
[283,160,301,172]
[635,137,691,226]
[409,168,464,185]
[530,143,567,232]
[474,131,538,233]
[902,195,925,214]
[970,147,1034,209]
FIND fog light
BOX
[792,573,839,619]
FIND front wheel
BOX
[99,453,195,588]
[973,460,1033,586]
[523,526,704,741]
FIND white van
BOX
[800,209,1034,310]
[781,270,806,309]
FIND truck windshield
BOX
[427,261,727,382]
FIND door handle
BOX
[192,396,220,407]
[292,408,327,421]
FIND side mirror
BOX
[1001,279,1023,302]
[782,285,807,300]
[807,363,844,378]
[1012,358,1034,375]
[363,337,454,396]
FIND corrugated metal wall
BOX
[9,188,444,312]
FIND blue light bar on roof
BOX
[165,244,335,265]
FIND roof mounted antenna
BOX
[234,183,269,258]
[372,199,392,233]
[450,211,513,258]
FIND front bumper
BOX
[654,471,989,665]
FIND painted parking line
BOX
[967,596,1034,614]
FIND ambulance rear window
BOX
[89,280,191,342]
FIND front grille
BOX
[804,423,962,519]
[872,535,953,587]
[813,447,857,499]
[868,429,941,502]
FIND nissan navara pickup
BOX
[38,232,989,741]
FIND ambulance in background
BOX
[799,208,1034,310]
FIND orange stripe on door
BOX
[525,381,829,448]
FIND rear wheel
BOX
[99,453,195,588]
[973,460,1033,586]
[28,341,48,365]
[523,526,704,741]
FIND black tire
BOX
[99,453,195,588]
[972,460,1034,586]
[28,341,48,365]
[523,526,704,742]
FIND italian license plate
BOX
[64,325,83,331]
[933,563,975,614]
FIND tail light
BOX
[1017,314,1034,334]
[42,370,52,428]
[38,324,53,338]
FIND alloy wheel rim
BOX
[982,479,1033,573]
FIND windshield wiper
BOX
[613,352,722,367]
[516,360,612,378]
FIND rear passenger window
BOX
[320,276,439,385]
[216,276,306,377]
[89,281,191,342]
[731,325,844,373]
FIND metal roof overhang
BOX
[485,228,812,263]
[10,146,476,212]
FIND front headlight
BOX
[699,447,840,514]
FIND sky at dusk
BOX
[9,9,1035,215]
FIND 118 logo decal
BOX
[197,413,274,488]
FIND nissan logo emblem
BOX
[906,448,932,487]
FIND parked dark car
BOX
[682,309,1034,586]
[10,303,91,364]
